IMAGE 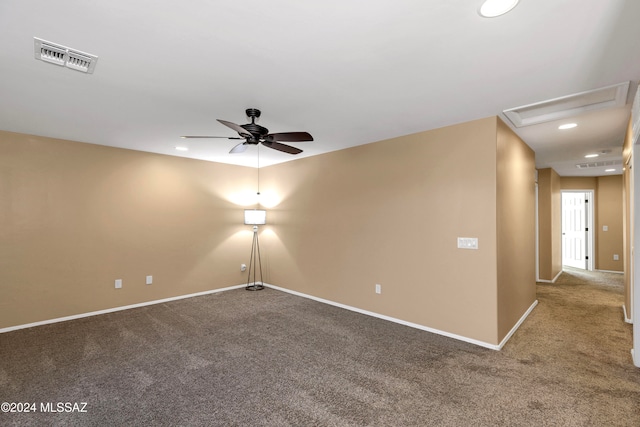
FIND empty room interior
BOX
[1,1,640,425]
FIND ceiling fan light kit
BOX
[182,108,313,155]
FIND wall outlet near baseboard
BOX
[375,284,381,294]
[613,254,619,261]
[146,275,153,285]
[115,279,122,289]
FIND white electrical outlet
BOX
[613,254,619,261]
[375,284,381,294]
[603,225,608,231]
[146,275,153,285]
[115,279,122,289]
[457,237,478,250]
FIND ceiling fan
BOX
[181,108,313,155]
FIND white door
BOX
[562,192,588,269]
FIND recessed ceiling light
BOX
[175,146,189,151]
[605,169,616,172]
[584,154,599,158]
[558,123,577,130]
[479,0,519,17]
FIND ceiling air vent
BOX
[504,82,630,128]
[34,37,98,74]
[575,160,623,169]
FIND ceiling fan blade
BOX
[217,119,253,137]
[262,140,303,155]
[229,142,248,154]
[180,136,243,139]
[267,132,313,142]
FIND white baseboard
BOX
[0,284,246,334]
[265,283,537,351]
[537,270,563,284]
[623,304,633,324]
[0,281,540,353]
[596,269,624,274]
[497,300,539,349]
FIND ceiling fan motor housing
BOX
[241,108,268,143]
[241,123,269,139]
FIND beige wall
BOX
[560,177,597,190]
[263,117,535,345]
[0,130,253,329]
[537,168,562,281]
[496,119,536,340]
[596,176,623,271]
[559,176,624,272]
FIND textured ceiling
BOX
[1,0,639,175]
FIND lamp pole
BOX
[244,209,266,291]
[246,224,264,291]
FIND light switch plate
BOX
[457,237,479,250]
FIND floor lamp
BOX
[244,209,266,291]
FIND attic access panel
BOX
[503,82,630,128]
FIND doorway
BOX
[561,190,594,270]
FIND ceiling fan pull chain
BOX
[257,144,260,198]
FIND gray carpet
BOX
[1,269,639,426]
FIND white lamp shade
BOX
[244,209,266,225]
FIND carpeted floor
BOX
[1,268,639,426]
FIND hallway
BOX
[502,267,638,424]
